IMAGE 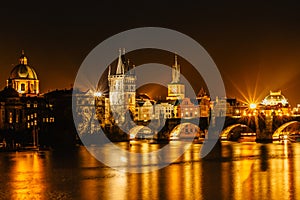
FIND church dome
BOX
[7,51,40,95]
[262,91,288,106]
[8,51,38,80]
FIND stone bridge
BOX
[129,115,300,142]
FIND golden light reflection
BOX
[294,145,300,198]
[10,152,45,199]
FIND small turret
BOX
[19,50,28,65]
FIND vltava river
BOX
[0,141,299,199]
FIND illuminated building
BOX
[0,52,53,149]
[262,91,288,106]
[166,54,185,100]
[211,96,227,117]
[261,91,291,116]
[108,49,136,124]
[153,102,174,119]
[7,51,39,96]
[292,104,300,116]
[135,99,154,121]
[174,98,200,119]
[73,89,102,135]
[135,94,174,121]
[197,88,211,117]
[211,97,242,117]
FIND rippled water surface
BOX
[0,141,299,199]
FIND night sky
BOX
[1,1,300,105]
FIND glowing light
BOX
[94,92,102,97]
[249,103,257,109]
[283,135,288,140]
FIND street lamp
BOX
[94,91,102,97]
[249,103,257,110]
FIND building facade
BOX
[108,49,136,124]
[0,52,53,148]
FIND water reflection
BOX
[0,142,299,199]
[9,152,46,199]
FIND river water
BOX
[0,141,299,200]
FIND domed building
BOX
[262,91,288,106]
[7,51,39,96]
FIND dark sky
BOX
[1,1,300,105]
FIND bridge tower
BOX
[108,49,136,125]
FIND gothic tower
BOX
[108,49,136,124]
[167,54,185,100]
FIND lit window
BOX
[27,123,30,128]
[9,112,12,124]
[27,115,30,120]
[34,113,37,118]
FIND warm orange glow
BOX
[249,103,257,109]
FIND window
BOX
[21,83,25,91]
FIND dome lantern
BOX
[19,50,28,65]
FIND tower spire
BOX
[116,48,124,74]
[108,65,111,76]
[172,53,180,83]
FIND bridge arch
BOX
[273,121,300,140]
[220,124,254,141]
[129,126,153,139]
[169,123,202,140]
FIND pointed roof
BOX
[116,48,124,74]
[172,53,180,83]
